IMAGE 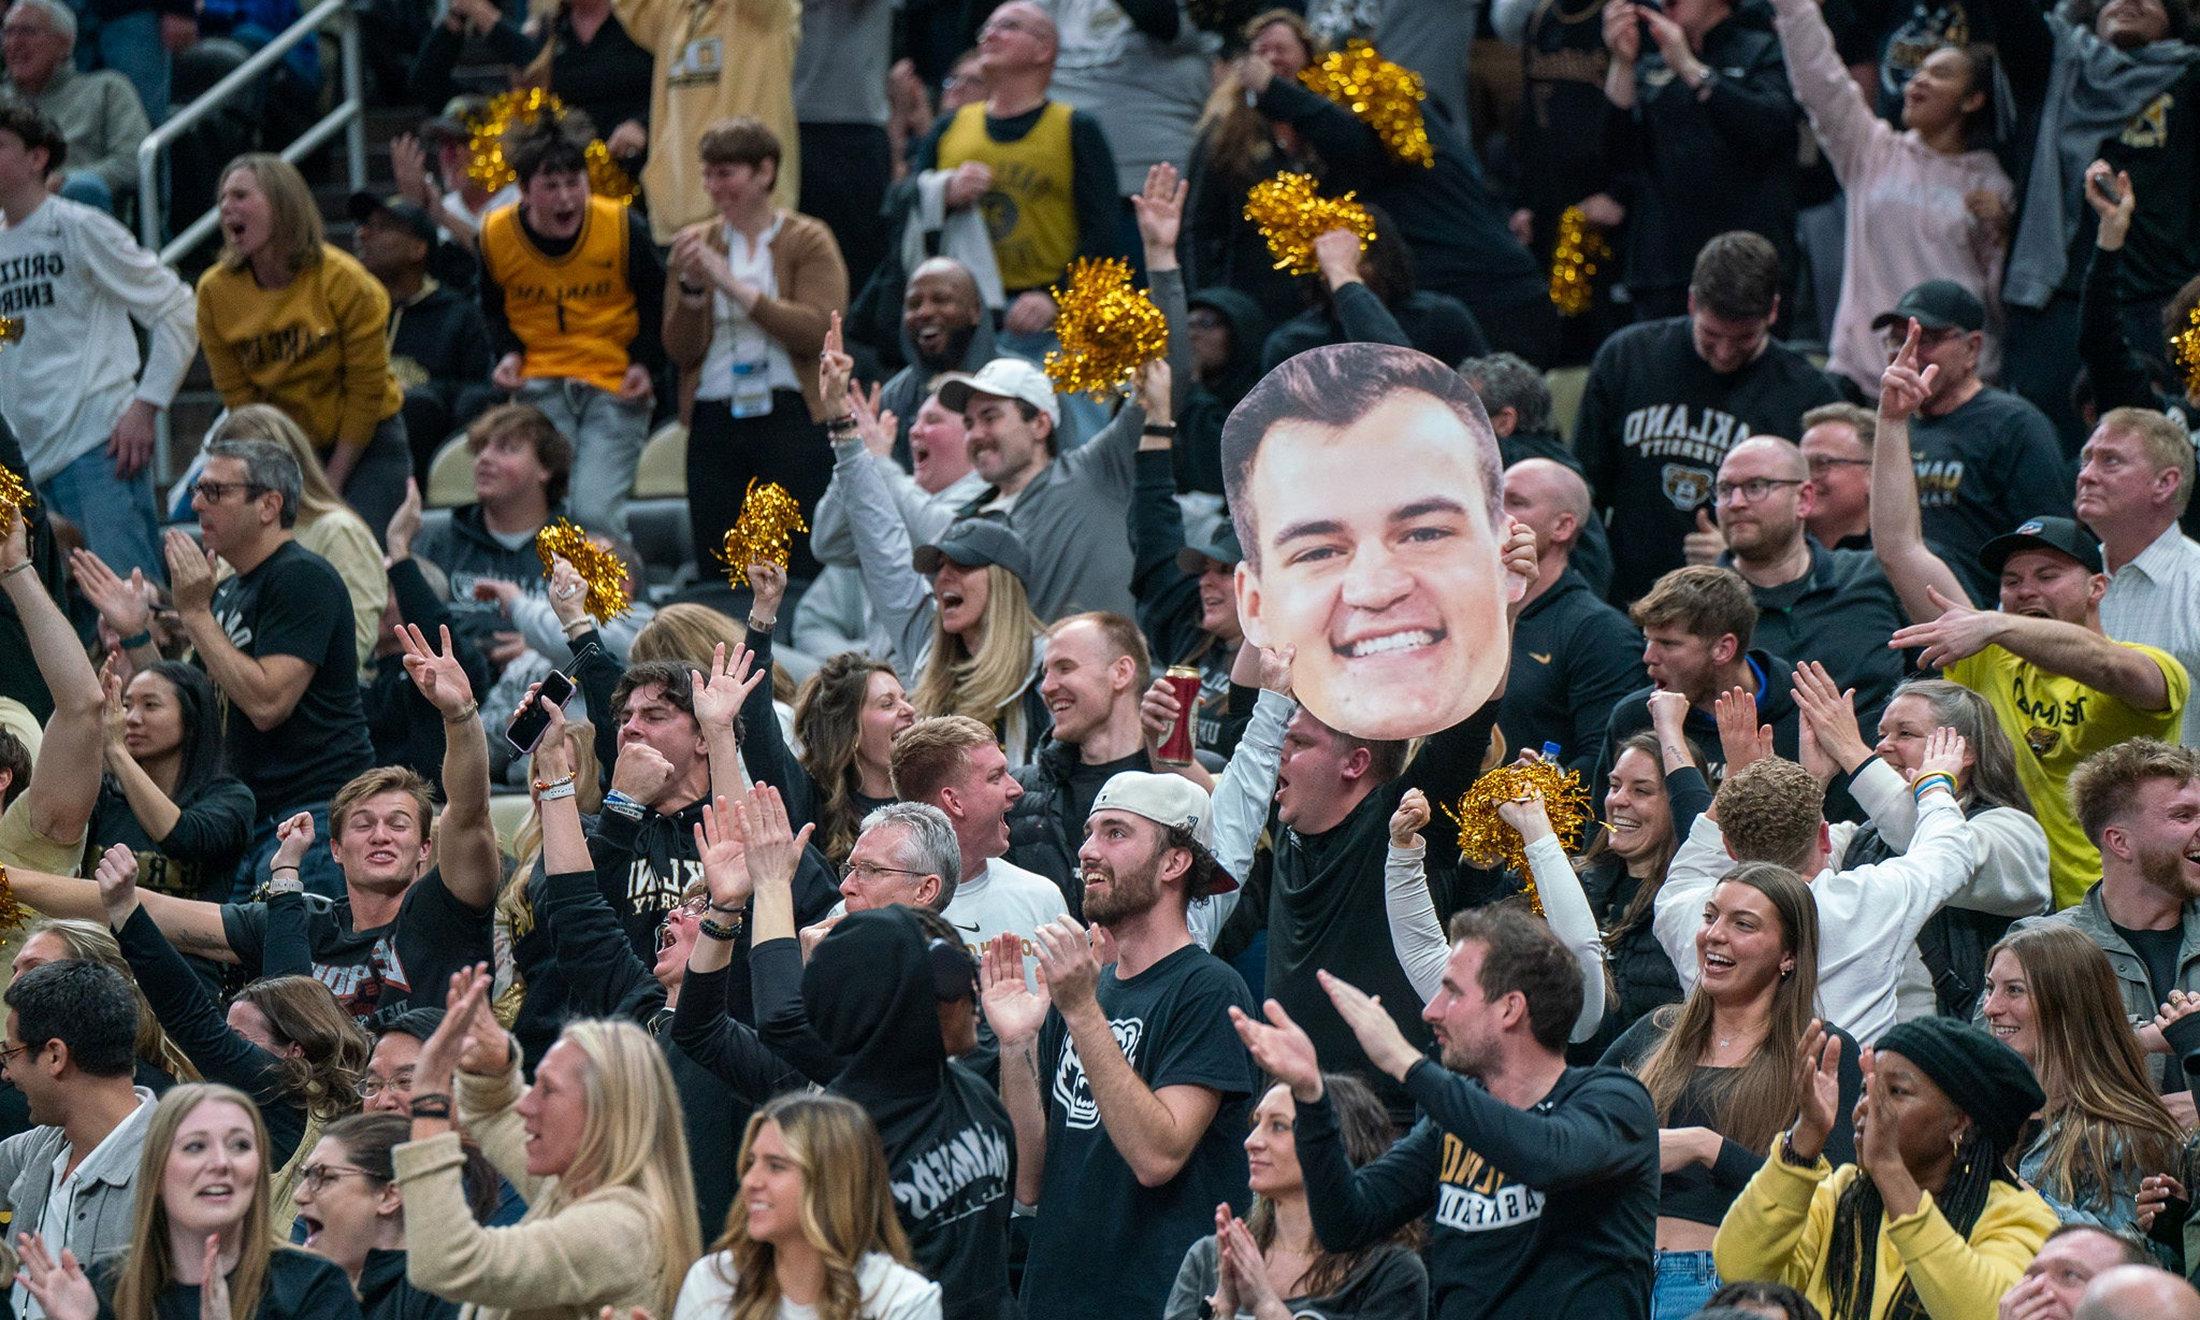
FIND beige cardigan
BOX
[392,1061,668,1320]
[662,209,848,423]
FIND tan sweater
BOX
[662,209,847,422]
[392,1062,669,1320]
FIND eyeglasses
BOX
[358,1072,413,1099]
[655,895,712,949]
[1805,456,1871,473]
[1713,477,1805,505]
[298,1163,378,1194]
[0,1041,35,1068]
[191,479,269,504]
[1881,324,1964,352]
[838,861,928,885]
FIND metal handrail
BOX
[136,0,368,264]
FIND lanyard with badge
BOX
[713,221,778,417]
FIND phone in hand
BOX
[505,642,599,753]
[2092,171,2123,208]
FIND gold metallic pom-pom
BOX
[1243,172,1378,277]
[1445,760,1594,916]
[0,314,20,349]
[1548,205,1613,318]
[585,140,640,204]
[717,480,809,588]
[2173,303,2200,401]
[535,518,633,622]
[466,88,632,203]
[1044,258,1170,400]
[0,867,25,938]
[0,464,34,537]
[1298,41,1434,168]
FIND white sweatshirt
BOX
[0,195,195,480]
[1654,788,1978,1044]
[673,1251,942,1320]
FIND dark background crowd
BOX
[2,0,2200,1315]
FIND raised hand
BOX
[271,810,317,874]
[735,786,815,900]
[1389,787,1430,849]
[820,313,855,418]
[1888,586,2004,668]
[1206,1205,1243,1320]
[418,964,505,1085]
[163,529,218,615]
[2082,159,2136,248]
[748,561,788,625]
[1131,161,1187,260]
[690,640,762,734]
[1789,661,1871,774]
[607,742,675,807]
[1601,0,1642,61]
[1229,998,1323,1102]
[1494,785,1554,843]
[1502,518,1537,615]
[69,549,152,639]
[1030,916,1102,1014]
[1646,687,1689,744]
[199,1232,230,1320]
[1786,1020,1841,1163]
[980,931,1050,1046]
[1317,969,1422,1081]
[92,843,141,925]
[1915,726,1968,786]
[1879,319,1940,424]
[546,557,590,629]
[14,1233,97,1320]
[1137,676,1184,752]
[1713,687,1774,772]
[1682,507,1726,566]
[1217,1212,1281,1310]
[398,623,476,718]
[693,795,753,910]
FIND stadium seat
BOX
[1546,365,1590,442]
[633,423,688,499]
[488,794,535,854]
[426,435,478,507]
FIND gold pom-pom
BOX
[466,89,632,203]
[1043,257,1170,400]
[0,867,24,939]
[1444,760,1594,916]
[0,314,20,349]
[1548,205,1613,318]
[1298,41,1434,168]
[1243,172,1378,277]
[535,518,633,622]
[585,140,639,204]
[717,480,809,588]
[2173,303,2200,401]
[0,463,33,537]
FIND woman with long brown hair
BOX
[1605,861,1862,1320]
[673,1092,939,1320]
[1165,1072,1425,1320]
[1984,925,2194,1251]
[14,1084,362,1320]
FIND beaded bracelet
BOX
[1910,771,1957,800]
[699,916,743,942]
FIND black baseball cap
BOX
[1979,516,2104,577]
[913,517,1033,584]
[347,193,435,245]
[1175,514,1242,576]
[419,95,487,143]
[1872,279,1986,335]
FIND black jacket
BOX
[366,559,492,793]
[389,279,497,434]
[1178,287,1271,496]
[1127,450,1250,762]
[357,1249,456,1320]
[0,415,62,723]
[1730,538,1908,716]
[1007,741,1154,914]
[1499,569,1646,781]
[1261,286,1489,373]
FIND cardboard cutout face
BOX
[1225,344,1512,742]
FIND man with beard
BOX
[2019,739,2200,1091]
[1712,435,1905,713]
[981,772,1254,1320]
[1875,324,2187,907]
[879,257,994,466]
[1233,905,1658,1319]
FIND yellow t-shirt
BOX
[480,198,640,394]
[1947,640,2189,909]
[937,100,1078,293]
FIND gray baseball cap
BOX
[913,517,1034,584]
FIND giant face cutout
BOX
[1225,344,1513,741]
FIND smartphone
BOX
[505,642,599,753]
[2092,171,2123,207]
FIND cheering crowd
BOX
[3,0,2200,1314]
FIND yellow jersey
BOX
[937,101,1078,293]
[480,197,640,394]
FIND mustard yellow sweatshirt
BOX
[1713,1134,2059,1320]
[195,244,403,450]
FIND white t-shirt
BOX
[944,857,1069,979]
[672,1250,941,1320]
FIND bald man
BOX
[1714,435,1908,713]
[1498,457,1646,780]
[881,257,995,465]
[2075,1264,2200,1319]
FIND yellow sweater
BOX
[614,0,799,243]
[392,1062,677,1320]
[195,245,404,450]
[1714,1135,2058,1320]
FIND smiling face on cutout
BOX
[1233,386,1508,741]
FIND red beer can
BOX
[1158,665,1202,765]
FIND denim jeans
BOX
[1652,1249,1721,1320]
[40,442,164,582]
[517,377,650,533]
[234,801,342,901]
[67,2,172,121]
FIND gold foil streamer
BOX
[1297,41,1434,168]
[717,480,809,587]
[0,464,33,538]
[1243,172,1378,277]
[1445,760,1593,916]
[535,518,632,622]
[0,867,24,938]
[1548,204,1613,318]
[0,314,20,348]
[2173,303,2200,400]
[1044,257,1170,399]
[467,88,635,202]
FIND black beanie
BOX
[1874,1016,2045,1159]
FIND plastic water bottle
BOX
[730,352,772,419]
[1540,741,1563,763]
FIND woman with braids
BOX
[1603,862,1861,1320]
[672,1092,941,1319]
[1714,1015,2059,1320]
[1791,665,2050,1020]
[1982,926,2194,1256]
[1164,1072,1426,1320]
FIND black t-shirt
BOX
[2115,920,2185,1014]
[220,869,492,1023]
[1572,318,1842,606]
[86,776,256,901]
[206,541,375,814]
[1066,750,1149,839]
[1908,387,2074,603]
[1022,943,1257,1320]
[2100,66,2200,303]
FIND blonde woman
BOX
[9,916,199,1087]
[196,155,411,536]
[14,1083,362,1320]
[672,1093,940,1320]
[396,966,700,1320]
[209,405,390,682]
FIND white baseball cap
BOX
[1088,772,1236,894]
[936,357,1061,427]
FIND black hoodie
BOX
[803,909,1017,1320]
[1177,287,1271,497]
